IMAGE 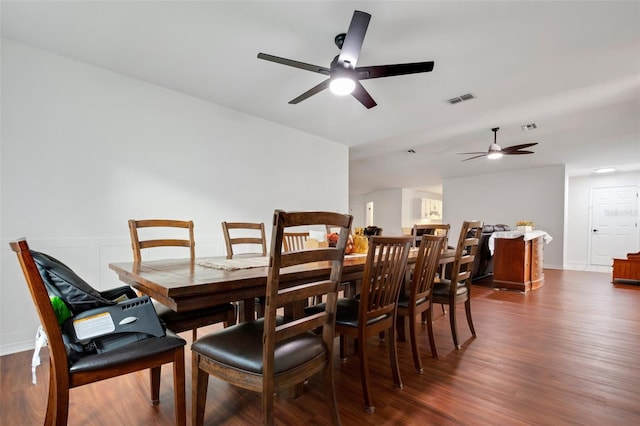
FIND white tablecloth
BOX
[488,230,553,254]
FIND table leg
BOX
[239,298,255,322]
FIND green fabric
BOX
[50,296,72,325]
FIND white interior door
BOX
[366,201,374,227]
[590,185,639,265]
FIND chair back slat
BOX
[276,280,334,307]
[275,313,327,342]
[138,239,192,249]
[283,232,309,252]
[279,248,346,268]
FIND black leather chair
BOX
[363,226,383,238]
[472,224,511,281]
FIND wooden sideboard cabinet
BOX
[612,252,640,283]
[493,235,544,292]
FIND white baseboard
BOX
[0,340,34,357]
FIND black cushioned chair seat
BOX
[471,224,511,281]
[397,293,427,309]
[432,280,468,297]
[69,330,185,374]
[305,298,387,328]
[191,318,325,374]
[99,286,138,301]
[155,303,235,331]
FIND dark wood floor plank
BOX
[1,269,639,425]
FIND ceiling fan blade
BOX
[351,81,377,109]
[356,61,435,80]
[462,154,488,162]
[502,142,538,152]
[337,10,371,67]
[257,53,330,75]
[504,150,535,155]
[288,79,331,104]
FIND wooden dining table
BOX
[109,248,455,321]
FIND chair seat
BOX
[433,280,468,297]
[155,303,235,332]
[70,330,185,374]
[397,293,428,309]
[305,298,388,328]
[191,318,326,374]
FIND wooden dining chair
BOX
[410,223,450,321]
[192,210,353,425]
[432,220,483,349]
[9,238,187,425]
[128,219,236,341]
[362,226,383,239]
[283,231,320,304]
[221,221,267,258]
[283,231,309,251]
[411,223,450,248]
[306,235,412,413]
[396,235,446,371]
[221,221,268,320]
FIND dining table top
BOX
[109,248,455,314]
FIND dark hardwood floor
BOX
[2,269,639,425]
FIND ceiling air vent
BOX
[521,123,537,131]
[447,93,475,104]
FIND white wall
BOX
[566,171,640,265]
[0,40,349,355]
[443,165,566,268]
[349,189,404,236]
[352,169,639,272]
[350,188,441,235]
[348,194,366,229]
[401,188,442,228]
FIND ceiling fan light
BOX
[595,167,616,174]
[330,77,356,95]
[487,143,503,159]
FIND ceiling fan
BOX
[257,10,434,109]
[459,127,538,161]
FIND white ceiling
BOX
[2,1,639,195]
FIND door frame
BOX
[588,185,639,266]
